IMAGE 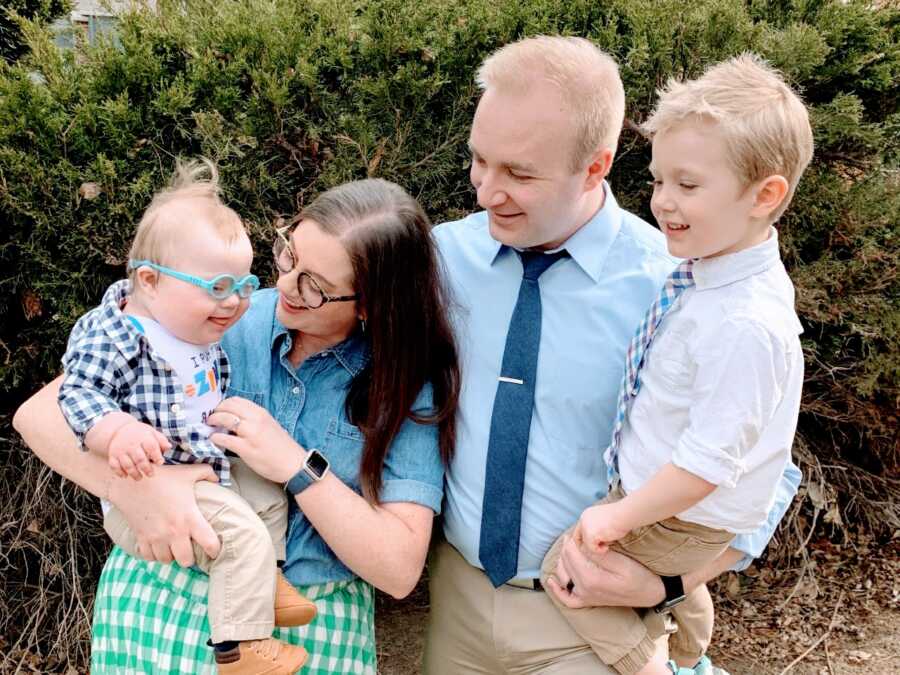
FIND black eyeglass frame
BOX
[273,222,359,309]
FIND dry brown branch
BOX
[776,590,846,675]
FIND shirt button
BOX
[171,403,181,413]
[292,386,300,395]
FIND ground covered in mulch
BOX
[375,538,900,675]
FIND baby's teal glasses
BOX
[129,260,260,300]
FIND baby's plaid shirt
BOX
[58,279,234,485]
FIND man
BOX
[425,35,801,674]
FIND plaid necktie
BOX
[479,249,568,587]
[604,259,695,483]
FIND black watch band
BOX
[654,574,686,613]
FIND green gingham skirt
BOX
[91,546,376,674]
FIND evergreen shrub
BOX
[1,0,897,669]
[1,0,69,63]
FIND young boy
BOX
[59,159,315,674]
[541,54,814,675]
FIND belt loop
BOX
[503,578,544,591]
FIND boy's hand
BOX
[108,421,170,480]
[572,502,633,560]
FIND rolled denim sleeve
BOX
[730,460,802,570]
[379,383,445,513]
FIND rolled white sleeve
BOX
[672,319,786,488]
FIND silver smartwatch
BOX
[285,449,330,496]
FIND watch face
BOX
[306,450,329,479]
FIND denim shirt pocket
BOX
[318,417,365,494]
[225,386,265,407]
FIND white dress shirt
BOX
[619,229,804,534]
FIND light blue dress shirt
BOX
[434,183,802,579]
[221,288,445,586]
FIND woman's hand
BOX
[545,533,665,609]
[13,376,220,567]
[108,464,221,567]
[208,397,305,484]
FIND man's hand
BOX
[545,534,665,609]
[107,420,170,479]
[107,463,221,567]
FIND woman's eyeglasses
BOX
[272,225,358,309]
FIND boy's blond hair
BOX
[643,53,814,221]
[128,158,245,281]
[476,35,625,172]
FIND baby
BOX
[59,159,314,674]
[542,54,814,675]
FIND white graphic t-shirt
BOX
[127,315,223,438]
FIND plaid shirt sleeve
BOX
[59,311,128,450]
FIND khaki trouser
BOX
[424,538,672,674]
[540,487,734,674]
[103,458,288,643]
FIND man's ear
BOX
[751,175,789,219]
[584,147,614,191]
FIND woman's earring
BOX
[360,318,366,333]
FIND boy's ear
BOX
[751,175,789,219]
[584,147,614,191]
[133,267,159,296]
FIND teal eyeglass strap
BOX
[128,260,260,299]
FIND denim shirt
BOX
[221,288,444,586]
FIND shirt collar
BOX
[488,181,622,283]
[97,279,144,360]
[692,227,782,290]
[270,314,370,377]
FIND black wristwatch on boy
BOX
[285,449,330,496]
[654,574,686,613]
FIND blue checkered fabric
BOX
[604,260,694,483]
[59,280,234,484]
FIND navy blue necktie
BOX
[479,249,568,587]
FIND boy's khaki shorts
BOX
[103,457,288,643]
[540,486,734,674]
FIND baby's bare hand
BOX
[108,422,171,480]
[578,503,630,553]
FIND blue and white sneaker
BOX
[667,656,731,675]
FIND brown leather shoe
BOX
[215,638,308,674]
[275,572,317,627]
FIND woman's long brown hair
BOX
[298,179,460,503]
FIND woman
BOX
[14,178,460,674]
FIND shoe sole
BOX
[275,604,318,627]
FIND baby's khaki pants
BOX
[541,486,734,674]
[103,458,288,643]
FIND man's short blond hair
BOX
[476,35,626,172]
[128,158,246,281]
[643,53,814,221]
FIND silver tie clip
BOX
[498,376,524,385]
